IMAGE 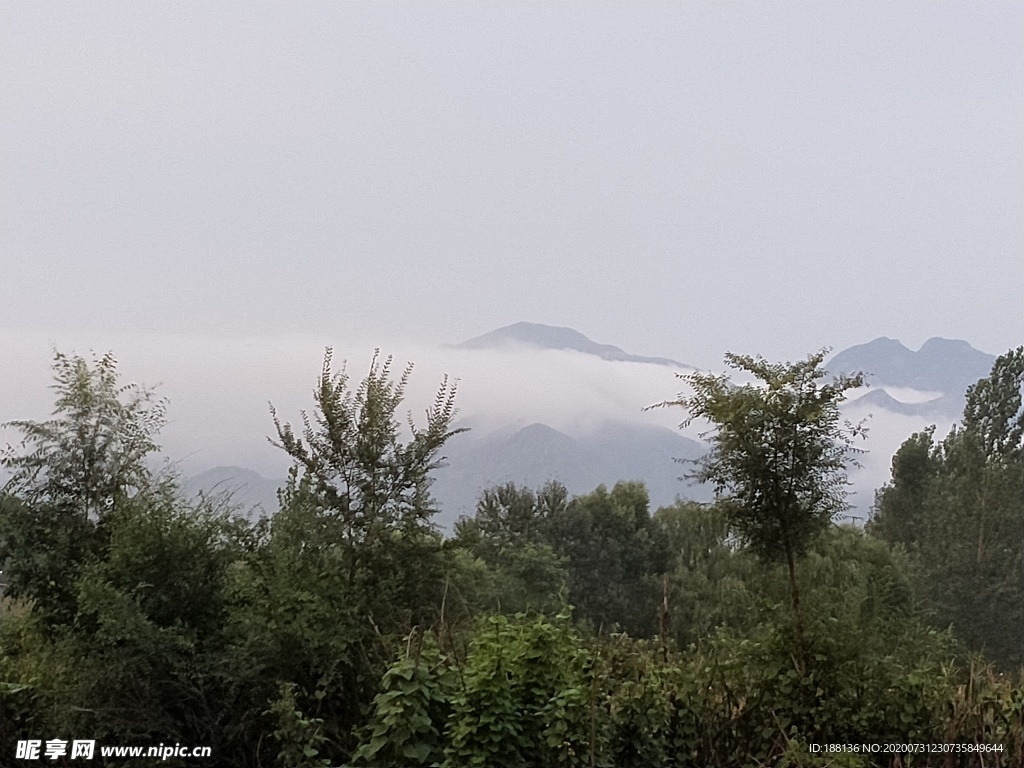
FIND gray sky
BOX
[3,2,1022,367]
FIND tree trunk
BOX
[659,574,671,663]
[784,539,807,672]
[975,482,987,567]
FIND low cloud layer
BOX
[0,331,692,474]
[1,331,963,521]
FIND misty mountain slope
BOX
[430,420,710,528]
[181,331,1001,529]
[184,466,282,518]
[184,422,709,532]
[457,322,688,367]
[826,337,995,420]
[850,388,966,419]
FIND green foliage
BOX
[453,480,671,635]
[0,488,251,762]
[1,346,468,767]
[441,614,593,768]
[959,346,1024,462]
[453,481,566,560]
[2,350,166,517]
[450,482,570,616]
[5,343,1024,767]
[1,351,167,624]
[256,348,464,665]
[219,490,385,762]
[656,350,865,563]
[215,348,466,762]
[0,604,69,759]
[354,614,596,768]
[654,500,761,649]
[444,543,569,618]
[267,682,332,768]
[547,482,670,637]
[654,350,865,665]
[870,347,1024,667]
[351,632,456,766]
[270,348,464,550]
[866,428,938,546]
[349,610,1023,768]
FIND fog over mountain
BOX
[177,324,712,526]
[3,1,1018,530]
[828,337,995,413]
[162,323,1001,528]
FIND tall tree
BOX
[866,427,938,547]
[1,351,166,622]
[453,480,567,559]
[2,350,165,518]
[267,347,465,633]
[654,500,759,649]
[213,349,467,761]
[270,348,463,579]
[942,347,1024,571]
[654,350,865,663]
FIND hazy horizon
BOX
[2,3,1020,510]
[0,324,971,527]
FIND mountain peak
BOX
[918,337,976,354]
[827,337,993,394]
[457,322,687,367]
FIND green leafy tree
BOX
[0,351,262,762]
[267,348,465,630]
[48,488,249,750]
[270,349,463,574]
[654,350,865,663]
[453,481,567,560]
[942,347,1024,575]
[871,347,1024,666]
[1,351,166,623]
[866,428,938,547]
[547,482,669,637]
[448,482,569,616]
[222,348,465,761]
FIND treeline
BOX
[1,347,1022,767]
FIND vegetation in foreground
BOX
[1,346,1022,766]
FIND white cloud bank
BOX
[1,331,960,519]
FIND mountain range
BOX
[827,336,994,395]
[186,324,998,527]
[826,336,995,418]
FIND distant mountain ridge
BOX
[825,337,995,419]
[826,337,995,395]
[185,330,999,527]
[850,388,966,418]
[460,326,996,398]
[457,322,688,368]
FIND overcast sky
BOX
[3,2,1021,369]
